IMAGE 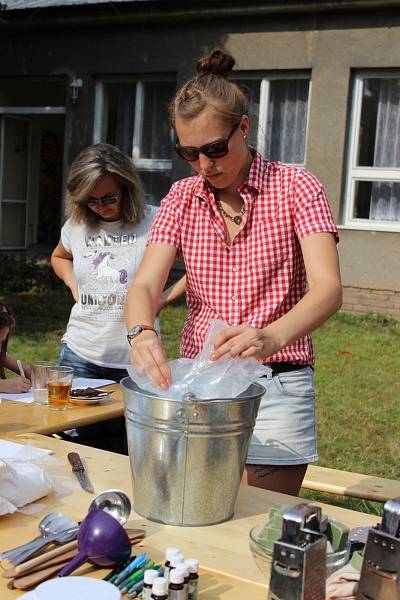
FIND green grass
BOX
[2,288,399,515]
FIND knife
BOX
[67,452,94,493]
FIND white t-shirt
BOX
[61,205,158,368]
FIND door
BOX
[0,115,30,248]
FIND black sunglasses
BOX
[84,193,121,207]
[174,121,241,162]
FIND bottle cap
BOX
[165,547,180,561]
[152,576,168,596]
[144,569,160,585]
[169,569,184,585]
[185,558,199,573]
[170,552,184,567]
[175,564,190,578]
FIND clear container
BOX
[249,524,350,578]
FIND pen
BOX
[17,360,25,378]
[104,557,134,581]
[127,580,144,598]
[121,561,155,592]
[114,553,147,585]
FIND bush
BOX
[0,254,62,294]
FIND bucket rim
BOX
[120,376,266,403]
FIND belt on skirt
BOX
[266,362,311,376]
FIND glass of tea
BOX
[47,366,74,410]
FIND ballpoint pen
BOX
[17,360,25,378]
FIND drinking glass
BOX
[47,366,74,411]
[31,361,58,405]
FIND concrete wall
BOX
[0,5,399,302]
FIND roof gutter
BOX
[0,0,399,29]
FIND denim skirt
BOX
[247,366,318,466]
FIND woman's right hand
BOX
[1,377,31,393]
[130,331,171,389]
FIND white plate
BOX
[69,391,111,404]
[34,576,121,600]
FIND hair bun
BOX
[197,48,235,78]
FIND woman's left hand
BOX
[210,325,279,361]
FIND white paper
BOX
[0,391,34,403]
[0,377,116,403]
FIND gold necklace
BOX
[216,198,246,225]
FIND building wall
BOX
[0,5,399,314]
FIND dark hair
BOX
[65,143,145,226]
[0,304,16,379]
[169,48,249,127]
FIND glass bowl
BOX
[249,524,350,578]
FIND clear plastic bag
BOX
[129,319,271,400]
[0,446,74,516]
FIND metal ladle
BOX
[88,489,131,525]
[0,512,79,565]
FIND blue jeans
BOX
[59,343,128,454]
[59,343,129,383]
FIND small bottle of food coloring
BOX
[185,559,199,600]
[143,569,160,600]
[151,576,168,600]
[169,551,184,574]
[175,564,190,597]
[168,568,186,600]
[164,547,181,581]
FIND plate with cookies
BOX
[69,386,112,404]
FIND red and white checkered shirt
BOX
[149,150,338,365]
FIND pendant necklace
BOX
[216,198,246,225]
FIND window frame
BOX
[233,70,312,167]
[343,70,400,232]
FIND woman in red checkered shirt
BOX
[125,48,342,496]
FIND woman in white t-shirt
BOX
[51,143,185,451]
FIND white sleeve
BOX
[60,219,73,253]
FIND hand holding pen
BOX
[1,359,31,393]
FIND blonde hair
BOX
[169,48,249,127]
[66,143,145,226]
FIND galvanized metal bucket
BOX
[121,377,265,526]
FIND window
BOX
[236,74,310,166]
[94,78,175,205]
[344,73,400,230]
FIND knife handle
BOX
[67,452,84,472]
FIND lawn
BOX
[2,287,399,515]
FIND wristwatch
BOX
[127,324,158,346]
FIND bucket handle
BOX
[176,392,199,422]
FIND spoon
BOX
[1,512,63,560]
[1,512,79,565]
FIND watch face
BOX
[129,325,143,337]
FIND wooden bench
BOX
[302,464,400,503]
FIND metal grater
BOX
[356,497,400,599]
[268,503,327,600]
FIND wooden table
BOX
[0,384,124,436]
[0,433,380,599]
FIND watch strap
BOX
[127,324,158,346]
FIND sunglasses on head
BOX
[174,120,241,162]
[84,193,121,207]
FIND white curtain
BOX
[266,80,308,164]
[370,78,400,221]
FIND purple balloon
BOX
[58,509,131,577]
